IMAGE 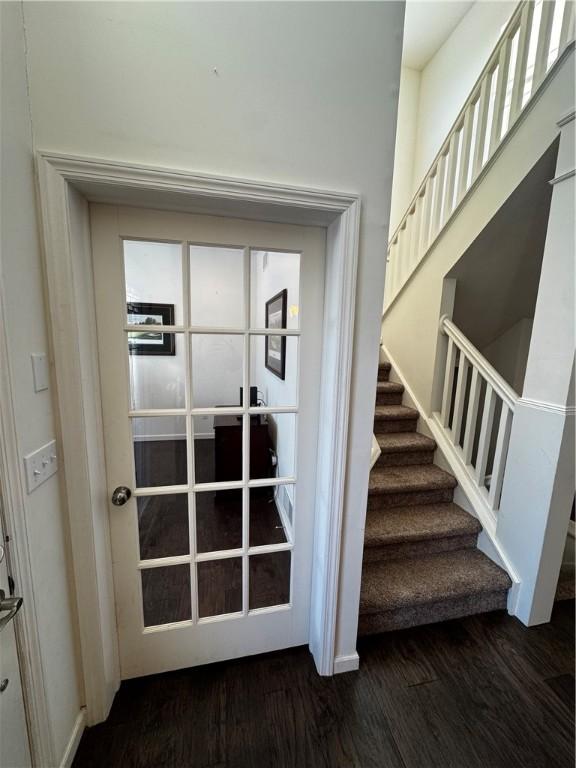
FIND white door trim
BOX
[36,151,361,722]
[0,268,54,762]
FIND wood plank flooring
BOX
[73,602,574,768]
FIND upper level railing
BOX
[435,316,519,515]
[384,0,575,309]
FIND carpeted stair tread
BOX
[374,405,419,421]
[360,549,511,615]
[378,362,391,382]
[377,431,436,454]
[376,381,404,395]
[369,464,457,495]
[555,564,575,601]
[364,503,481,549]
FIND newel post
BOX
[496,110,575,625]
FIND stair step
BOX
[363,503,481,562]
[376,432,436,466]
[358,549,511,634]
[376,381,404,406]
[369,464,457,495]
[377,361,391,382]
[374,405,418,434]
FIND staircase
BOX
[359,360,512,635]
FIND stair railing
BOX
[384,0,575,310]
[434,316,519,515]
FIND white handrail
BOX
[385,0,575,310]
[440,316,519,410]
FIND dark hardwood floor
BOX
[73,601,574,768]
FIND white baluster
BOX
[560,0,576,48]
[409,199,422,271]
[533,0,556,87]
[462,367,481,465]
[418,181,433,256]
[488,403,513,510]
[456,105,474,202]
[444,133,460,220]
[475,384,496,486]
[472,76,490,178]
[430,156,446,241]
[510,2,536,122]
[489,35,513,154]
[440,338,457,429]
[451,352,470,446]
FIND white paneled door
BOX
[0,497,30,768]
[90,205,326,678]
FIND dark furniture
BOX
[213,414,273,483]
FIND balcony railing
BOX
[384,0,575,309]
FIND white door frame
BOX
[36,151,361,724]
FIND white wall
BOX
[0,3,82,762]
[23,1,404,665]
[394,0,516,221]
[482,317,533,395]
[389,66,421,232]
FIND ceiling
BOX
[402,1,475,70]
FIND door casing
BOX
[37,151,361,725]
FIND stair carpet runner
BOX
[359,360,512,635]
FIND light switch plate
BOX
[31,354,49,392]
[23,440,58,494]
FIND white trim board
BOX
[59,709,86,768]
[36,152,361,722]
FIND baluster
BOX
[456,105,474,202]
[462,367,481,464]
[475,384,496,486]
[431,155,446,240]
[489,35,513,154]
[418,180,433,256]
[510,2,536,122]
[488,403,513,510]
[451,352,470,445]
[444,133,460,220]
[409,198,422,271]
[396,222,407,290]
[472,77,490,178]
[401,214,413,285]
[560,0,576,48]
[440,338,457,429]
[533,0,556,87]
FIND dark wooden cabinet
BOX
[213,415,273,482]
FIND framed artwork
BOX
[265,289,287,379]
[127,302,176,356]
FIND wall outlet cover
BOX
[23,440,58,493]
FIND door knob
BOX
[111,486,132,506]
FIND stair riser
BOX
[376,391,403,406]
[367,487,454,511]
[376,450,434,468]
[377,370,390,383]
[358,590,508,635]
[374,419,418,434]
[363,533,478,564]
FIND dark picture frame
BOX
[265,289,287,380]
[127,302,176,356]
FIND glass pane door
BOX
[124,239,301,628]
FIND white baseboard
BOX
[333,652,360,674]
[60,709,86,768]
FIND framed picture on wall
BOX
[127,302,176,356]
[265,289,287,379]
